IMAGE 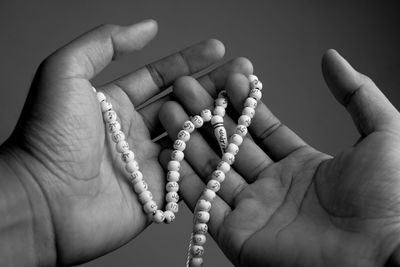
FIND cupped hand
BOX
[159,50,400,267]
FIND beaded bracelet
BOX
[93,74,263,266]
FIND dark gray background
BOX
[0,1,399,266]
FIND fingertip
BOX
[231,57,254,75]
[205,38,226,60]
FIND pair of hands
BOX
[1,20,400,267]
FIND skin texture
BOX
[159,50,400,267]
[0,20,254,266]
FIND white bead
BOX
[244,97,258,109]
[213,106,225,117]
[191,245,205,257]
[171,150,184,161]
[249,88,262,101]
[193,234,207,246]
[182,120,195,133]
[121,150,135,163]
[238,115,251,127]
[166,181,179,192]
[166,192,179,203]
[138,190,153,204]
[125,160,139,173]
[200,109,212,122]
[226,143,239,155]
[189,257,203,267]
[211,170,225,183]
[217,161,231,173]
[153,210,165,224]
[173,140,186,151]
[129,170,143,184]
[103,110,117,123]
[112,131,126,143]
[215,97,228,108]
[230,134,243,146]
[211,115,223,125]
[166,202,179,213]
[116,140,129,153]
[143,200,158,214]
[167,171,180,182]
[196,211,210,224]
[202,188,216,202]
[222,152,235,165]
[193,223,208,234]
[164,210,176,224]
[167,160,180,171]
[242,107,255,119]
[133,180,148,194]
[248,74,259,83]
[96,92,105,102]
[191,115,204,128]
[207,179,221,192]
[196,199,212,212]
[236,125,248,137]
[218,90,228,99]
[100,101,112,112]
[254,81,263,90]
[107,121,121,133]
[177,130,190,142]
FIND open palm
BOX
[159,50,400,267]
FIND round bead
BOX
[202,188,216,202]
[207,179,221,192]
[238,115,251,127]
[96,92,106,102]
[133,180,148,194]
[211,170,225,183]
[171,150,184,161]
[153,210,165,224]
[138,190,153,204]
[112,131,126,143]
[177,130,190,142]
[191,245,204,257]
[213,106,225,117]
[182,120,195,133]
[143,200,158,214]
[125,160,139,173]
[189,257,203,267]
[215,97,228,108]
[191,115,204,128]
[167,160,180,172]
[242,107,255,119]
[173,140,186,151]
[166,181,179,192]
[248,74,259,83]
[222,152,235,165]
[193,234,207,246]
[103,110,117,123]
[166,192,179,203]
[244,97,258,109]
[129,170,143,184]
[249,88,262,101]
[217,161,231,173]
[254,81,263,90]
[107,121,121,133]
[196,199,212,212]
[167,171,180,182]
[211,115,223,125]
[100,101,112,112]
[230,134,243,146]
[236,125,248,137]
[193,223,208,235]
[116,140,129,153]
[196,211,210,224]
[121,150,135,163]
[166,202,179,213]
[226,143,239,155]
[164,210,176,224]
[200,109,212,122]
[218,90,228,99]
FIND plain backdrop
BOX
[0,1,399,266]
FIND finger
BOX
[159,149,231,239]
[322,49,400,136]
[139,57,253,138]
[110,39,225,107]
[44,20,157,81]
[173,76,273,181]
[226,73,308,161]
[159,101,248,207]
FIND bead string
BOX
[92,74,263,266]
